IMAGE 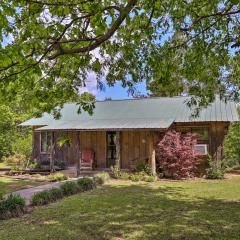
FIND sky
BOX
[97,81,147,100]
[79,69,149,100]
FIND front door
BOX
[106,132,117,168]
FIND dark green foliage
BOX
[0,105,15,160]
[224,119,240,168]
[0,194,25,219]
[77,178,95,191]
[32,191,52,206]
[135,161,152,175]
[0,1,239,113]
[143,175,157,182]
[12,134,32,160]
[32,188,64,206]
[28,162,41,170]
[206,156,225,180]
[48,188,63,202]
[4,194,25,211]
[54,160,66,169]
[60,182,79,196]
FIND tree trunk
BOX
[148,132,156,175]
[115,131,121,168]
[50,132,55,173]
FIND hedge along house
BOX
[20,96,239,175]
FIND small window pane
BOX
[192,128,209,141]
[179,128,191,134]
[41,132,52,153]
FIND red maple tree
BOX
[156,130,199,179]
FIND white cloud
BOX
[79,71,98,95]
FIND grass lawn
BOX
[0,177,46,195]
[1,177,240,240]
[0,162,11,168]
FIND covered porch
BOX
[33,129,163,177]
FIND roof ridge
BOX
[65,95,189,105]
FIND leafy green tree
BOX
[0,105,15,160]
[0,0,239,113]
[224,107,240,167]
[0,100,33,161]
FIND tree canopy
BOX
[224,106,240,167]
[0,0,239,113]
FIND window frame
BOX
[178,127,209,144]
[40,131,52,154]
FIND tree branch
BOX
[48,0,137,60]
[180,7,240,32]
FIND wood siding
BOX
[32,122,229,170]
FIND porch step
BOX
[61,167,77,178]
[61,167,93,178]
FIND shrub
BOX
[135,161,152,175]
[143,175,157,182]
[3,153,26,167]
[54,160,66,169]
[12,134,32,159]
[156,130,199,179]
[4,194,25,211]
[224,122,240,168]
[60,181,79,196]
[28,162,41,170]
[119,172,130,180]
[32,191,52,206]
[206,156,225,179]
[130,174,142,182]
[0,105,14,161]
[48,188,63,201]
[0,194,25,219]
[32,188,64,206]
[0,192,3,200]
[93,172,110,185]
[110,166,121,179]
[77,178,95,191]
[47,172,68,182]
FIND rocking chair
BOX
[80,150,94,170]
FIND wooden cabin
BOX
[20,97,239,175]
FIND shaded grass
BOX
[0,162,11,169]
[0,177,45,195]
[0,177,240,240]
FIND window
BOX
[106,132,117,168]
[194,144,208,155]
[179,127,209,143]
[40,132,52,153]
[192,128,209,142]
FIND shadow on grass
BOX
[1,182,240,240]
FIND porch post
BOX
[115,131,121,169]
[77,131,81,177]
[148,132,156,175]
[50,131,55,173]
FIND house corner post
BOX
[77,131,81,177]
[148,132,156,176]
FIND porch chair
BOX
[80,150,94,170]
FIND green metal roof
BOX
[20,96,239,130]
